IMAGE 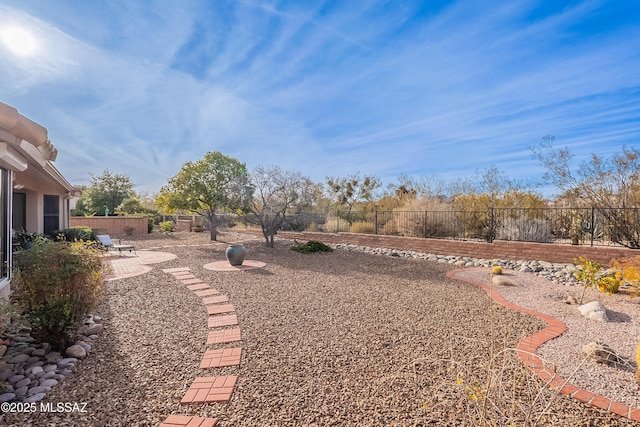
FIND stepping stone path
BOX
[160,267,244,427]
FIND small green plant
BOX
[290,240,334,254]
[573,256,620,303]
[12,241,105,350]
[55,226,96,242]
[160,221,176,232]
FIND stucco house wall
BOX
[0,101,78,297]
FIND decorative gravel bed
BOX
[1,232,638,426]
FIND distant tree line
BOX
[73,138,640,248]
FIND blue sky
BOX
[1,0,639,197]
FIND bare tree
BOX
[326,173,381,224]
[249,166,310,247]
[531,136,640,247]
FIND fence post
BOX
[423,211,427,238]
[489,207,495,243]
[590,207,595,247]
[375,211,378,235]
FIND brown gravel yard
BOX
[3,232,639,426]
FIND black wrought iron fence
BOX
[273,207,640,248]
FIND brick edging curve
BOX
[447,269,640,422]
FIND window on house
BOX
[12,192,26,232]
[43,194,59,235]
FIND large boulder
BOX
[577,301,609,322]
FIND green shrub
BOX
[290,240,334,254]
[12,241,105,350]
[160,221,175,232]
[55,226,96,242]
[148,217,154,233]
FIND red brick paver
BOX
[160,414,218,427]
[195,289,221,297]
[181,376,238,404]
[181,278,207,285]
[448,268,640,422]
[163,267,191,273]
[206,304,235,316]
[208,314,238,328]
[200,348,242,368]
[207,328,242,345]
[202,295,229,304]
[164,267,242,414]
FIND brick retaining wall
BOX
[71,216,149,236]
[235,228,638,264]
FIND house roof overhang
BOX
[0,101,77,194]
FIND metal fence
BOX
[271,207,640,249]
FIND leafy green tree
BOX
[155,151,252,240]
[87,170,136,216]
[326,173,381,224]
[248,166,311,247]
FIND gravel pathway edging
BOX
[448,268,640,422]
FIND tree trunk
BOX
[207,213,217,241]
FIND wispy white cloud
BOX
[0,0,638,197]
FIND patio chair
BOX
[96,234,137,256]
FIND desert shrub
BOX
[611,255,640,297]
[12,241,105,350]
[391,197,453,238]
[496,217,552,243]
[492,266,503,275]
[148,217,154,233]
[349,221,376,234]
[290,240,334,254]
[160,221,175,232]
[322,216,349,233]
[55,226,96,242]
[573,256,620,302]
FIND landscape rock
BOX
[577,301,609,322]
[83,323,104,335]
[491,275,516,286]
[23,392,46,403]
[65,344,87,359]
[0,393,16,403]
[582,341,619,365]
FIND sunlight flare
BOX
[2,26,37,55]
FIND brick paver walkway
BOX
[106,251,178,280]
[448,269,640,422]
[200,348,242,368]
[160,265,247,426]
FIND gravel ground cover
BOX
[2,231,638,426]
